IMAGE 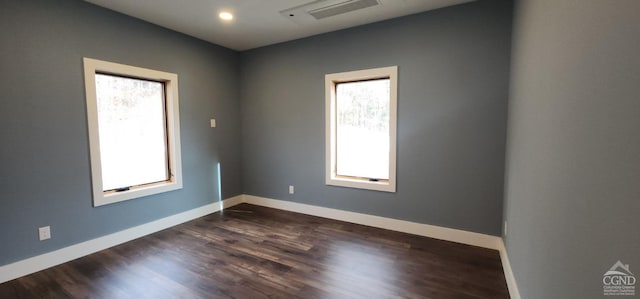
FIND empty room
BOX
[0,0,638,298]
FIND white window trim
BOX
[83,57,183,207]
[325,66,398,192]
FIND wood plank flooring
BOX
[0,204,509,298]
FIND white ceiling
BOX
[84,0,473,51]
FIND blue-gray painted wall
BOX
[240,1,513,236]
[0,0,242,265]
[504,0,640,298]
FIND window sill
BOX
[326,176,395,192]
[94,180,182,207]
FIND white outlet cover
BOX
[210,119,216,128]
[39,226,51,241]
[289,185,294,194]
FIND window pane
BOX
[95,74,168,191]
[336,79,390,179]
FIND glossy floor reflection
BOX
[0,204,509,298]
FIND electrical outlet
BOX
[39,226,51,241]
[289,185,294,194]
[503,221,508,237]
[210,119,216,128]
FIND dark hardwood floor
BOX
[0,204,509,298]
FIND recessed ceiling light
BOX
[219,11,233,21]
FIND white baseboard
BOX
[498,239,522,299]
[0,195,244,284]
[242,195,502,250]
[220,194,245,209]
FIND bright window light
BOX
[336,79,390,179]
[95,74,169,191]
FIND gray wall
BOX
[0,0,242,265]
[504,0,640,298]
[240,1,512,235]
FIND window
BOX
[83,58,182,207]
[325,66,397,192]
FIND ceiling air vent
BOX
[308,0,380,20]
[280,0,383,24]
